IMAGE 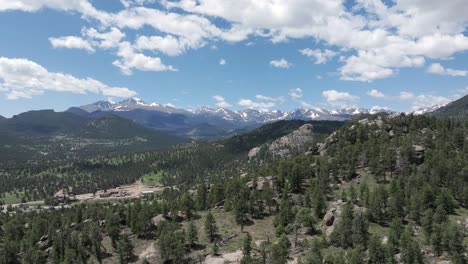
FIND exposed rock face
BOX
[267,124,315,157]
[413,145,426,165]
[248,147,261,159]
[249,124,315,159]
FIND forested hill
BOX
[0,114,466,264]
[433,94,468,119]
[222,119,343,153]
[0,110,186,165]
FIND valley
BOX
[0,95,467,264]
[1,1,467,263]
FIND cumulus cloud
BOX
[49,36,95,52]
[299,48,337,64]
[134,35,204,56]
[238,99,275,111]
[411,95,451,110]
[213,95,231,107]
[113,42,177,75]
[270,59,292,69]
[289,88,303,100]
[3,0,468,80]
[83,27,125,49]
[219,59,226,65]
[256,94,284,102]
[0,57,136,99]
[396,91,451,110]
[367,89,385,98]
[322,90,359,108]
[427,63,467,77]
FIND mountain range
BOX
[70,98,396,139]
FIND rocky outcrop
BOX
[246,176,275,191]
[249,124,315,159]
[413,145,426,165]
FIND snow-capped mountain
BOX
[69,98,402,139]
[80,98,190,115]
[77,98,394,124]
[412,104,447,115]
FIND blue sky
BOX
[0,0,467,117]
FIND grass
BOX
[368,223,390,237]
[141,171,163,186]
[184,209,276,257]
[0,191,26,204]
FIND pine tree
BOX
[241,233,253,264]
[262,181,275,214]
[299,239,322,264]
[205,212,218,243]
[332,202,354,248]
[368,235,386,264]
[400,227,423,264]
[117,234,134,264]
[181,193,195,220]
[186,221,199,248]
[106,212,120,249]
[352,212,369,248]
[158,222,186,262]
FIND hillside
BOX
[223,120,343,154]
[0,110,185,166]
[432,94,468,118]
[0,114,466,264]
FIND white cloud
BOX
[289,88,303,100]
[83,27,125,49]
[398,91,415,100]
[238,99,275,111]
[322,90,359,108]
[367,89,385,98]
[3,0,468,81]
[255,94,284,102]
[213,95,231,107]
[396,90,451,110]
[270,59,292,69]
[49,36,95,52]
[134,35,204,56]
[112,42,177,75]
[427,63,467,77]
[411,95,451,110]
[219,59,226,65]
[0,57,136,99]
[299,48,337,64]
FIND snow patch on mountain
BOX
[78,98,394,124]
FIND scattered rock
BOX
[323,211,335,226]
[151,214,166,227]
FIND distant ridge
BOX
[0,110,186,163]
[432,94,468,119]
[68,97,393,139]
